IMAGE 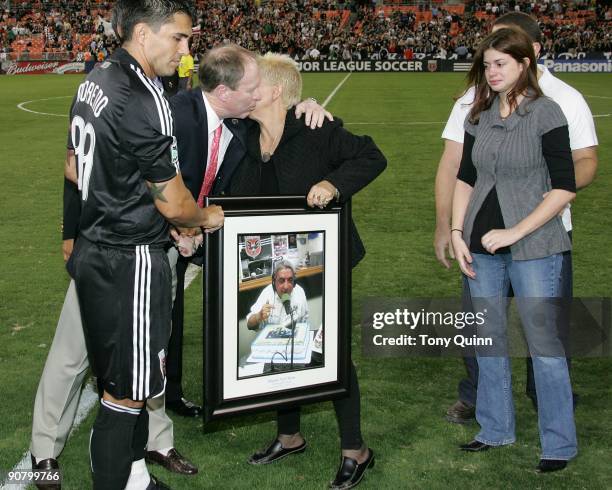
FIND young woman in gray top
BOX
[451,28,577,473]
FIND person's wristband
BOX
[334,187,341,201]
[451,228,463,234]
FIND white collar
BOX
[201,91,223,134]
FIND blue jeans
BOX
[467,253,577,460]
[459,250,574,405]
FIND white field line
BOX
[1,455,34,490]
[185,263,201,286]
[585,95,612,99]
[0,270,200,490]
[16,96,72,117]
[346,112,611,123]
[1,383,98,489]
[346,121,446,125]
[16,95,611,122]
[322,72,352,107]
[16,76,355,117]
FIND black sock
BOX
[90,400,141,490]
[132,408,149,461]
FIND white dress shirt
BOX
[246,284,309,329]
[202,92,234,174]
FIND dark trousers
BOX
[166,256,189,403]
[277,361,363,450]
[458,249,573,406]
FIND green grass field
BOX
[0,71,610,489]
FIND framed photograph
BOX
[204,196,351,421]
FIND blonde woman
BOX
[230,53,386,489]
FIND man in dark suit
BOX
[160,45,254,421]
[152,43,332,436]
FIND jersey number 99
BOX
[71,115,96,201]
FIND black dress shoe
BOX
[146,474,172,490]
[166,397,202,417]
[330,448,375,489]
[446,400,476,424]
[30,455,61,490]
[536,459,567,473]
[460,440,493,452]
[145,448,198,475]
[248,439,307,465]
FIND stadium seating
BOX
[0,0,608,61]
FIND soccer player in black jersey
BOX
[66,2,222,488]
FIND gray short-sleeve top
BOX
[462,95,572,260]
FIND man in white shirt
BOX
[433,12,598,423]
[247,261,308,330]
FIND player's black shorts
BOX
[69,237,171,400]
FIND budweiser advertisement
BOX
[2,61,85,75]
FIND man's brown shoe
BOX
[446,400,475,424]
[145,448,198,475]
[30,455,61,490]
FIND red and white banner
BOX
[3,60,85,75]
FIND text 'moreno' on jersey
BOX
[68,48,180,247]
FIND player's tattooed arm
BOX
[147,174,223,229]
[147,182,168,203]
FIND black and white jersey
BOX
[68,48,180,247]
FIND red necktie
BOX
[197,124,223,207]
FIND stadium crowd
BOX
[0,0,610,62]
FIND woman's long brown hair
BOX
[466,27,542,123]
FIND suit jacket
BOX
[230,113,387,267]
[168,89,248,265]
[170,88,247,199]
